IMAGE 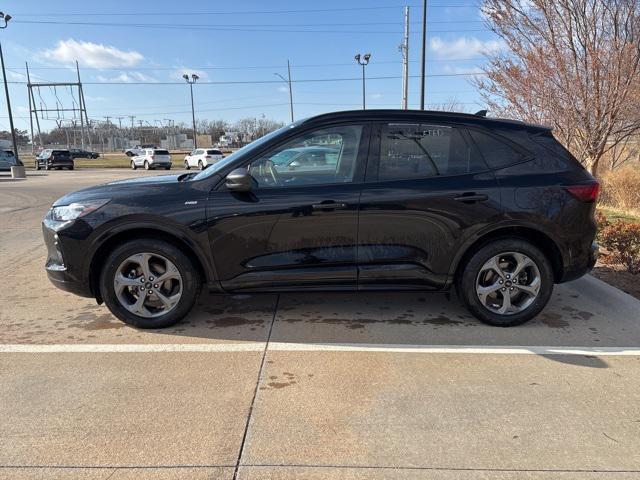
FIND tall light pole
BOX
[420,0,428,110]
[354,53,371,110]
[183,73,199,149]
[0,12,25,179]
[275,59,294,123]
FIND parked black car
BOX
[43,110,599,328]
[35,149,74,170]
[70,148,100,159]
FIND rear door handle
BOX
[454,193,489,203]
[312,202,347,210]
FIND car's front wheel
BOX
[130,160,137,170]
[184,160,190,170]
[457,239,553,327]
[198,160,204,170]
[99,239,201,328]
[144,160,150,170]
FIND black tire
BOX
[68,165,74,170]
[144,160,150,170]
[198,160,204,170]
[131,160,137,170]
[99,239,201,328]
[184,161,190,170]
[456,239,554,327]
[35,162,40,170]
[45,164,50,171]
[165,165,171,170]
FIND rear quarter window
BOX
[467,129,526,169]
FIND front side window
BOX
[248,124,363,188]
[379,123,486,181]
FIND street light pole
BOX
[420,0,428,110]
[183,73,199,149]
[275,59,294,122]
[354,53,371,110]
[0,12,24,179]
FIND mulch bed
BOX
[591,259,640,301]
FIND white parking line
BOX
[1,343,640,355]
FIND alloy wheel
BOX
[113,252,183,318]
[475,252,541,316]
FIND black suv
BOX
[70,148,100,159]
[35,149,74,170]
[43,110,599,328]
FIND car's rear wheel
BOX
[457,239,553,327]
[144,160,150,170]
[198,160,204,170]
[130,160,137,170]
[99,239,200,328]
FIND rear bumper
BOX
[559,241,599,283]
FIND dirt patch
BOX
[540,312,570,329]
[69,314,125,330]
[591,260,640,301]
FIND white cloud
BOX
[442,65,484,75]
[430,36,505,60]
[95,71,157,83]
[42,39,143,68]
[371,93,384,100]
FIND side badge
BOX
[184,201,198,205]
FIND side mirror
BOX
[225,168,254,192]
[288,160,301,170]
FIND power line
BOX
[12,4,478,17]
[13,20,488,34]
[6,72,486,87]
[10,58,487,71]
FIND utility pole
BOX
[183,73,199,149]
[117,117,124,129]
[420,0,427,110]
[0,12,25,178]
[275,59,294,122]
[400,6,410,109]
[129,115,135,129]
[354,53,371,110]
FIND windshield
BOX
[193,122,298,180]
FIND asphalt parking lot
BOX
[1,170,640,479]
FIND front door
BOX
[207,123,369,291]
[358,121,502,290]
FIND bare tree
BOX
[476,0,640,175]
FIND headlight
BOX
[49,199,110,222]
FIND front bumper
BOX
[42,221,93,298]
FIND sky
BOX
[0,0,504,133]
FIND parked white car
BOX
[130,148,172,170]
[183,148,224,170]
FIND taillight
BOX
[564,182,599,202]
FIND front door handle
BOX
[312,201,347,210]
[454,193,489,203]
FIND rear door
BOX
[207,123,369,291]
[358,121,502,290]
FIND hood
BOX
[52,174,182,207]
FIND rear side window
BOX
[467,129,525,169]
[379,123,486,180]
